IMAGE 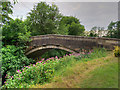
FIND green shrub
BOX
[2,45,35,84]
[2,19,31,46]
[113,46,120,57]
[2,59,57,88]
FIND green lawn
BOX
[77,60,118,88]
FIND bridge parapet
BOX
[29,34,120,47]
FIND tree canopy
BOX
[2,19,31,46]
[59,16,85,36]
[1,0,17,25]
[60,16,80,26]
[68,22,85,36]
[27,2,62,36]
[1,1,13,25]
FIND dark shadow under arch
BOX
[26,45,77,59]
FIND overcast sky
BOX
[9,0,119,31]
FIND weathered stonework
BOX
[26,34,120,58]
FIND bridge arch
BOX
[25,34,120,59]
[26,45,76,59]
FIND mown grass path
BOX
[30,52,118,88]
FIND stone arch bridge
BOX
[25,34,120,59]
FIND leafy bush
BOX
[2,19,31,46]
[2,45,35,85]
[2,58,57,88]
[113,46,120,57]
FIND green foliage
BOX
[1,1,13,25]
[2,58,57,88]
[60,16,80,26]
[89,48,107,59]
[88,26,105,37]
[68,22,85,35]
[59,16,85,36]
[27,2,62,36]
[24,3,86,36]
[41,49,70,59]
[113,46,120,57]
[55,22,68,35]
[1,0,17,26]
[2,45,35,77]
[2,51,88,88]
[89,32,98,37]
[2,19,31,46]
[107,21,120,39]
[27,6,86,36]
[2,48,106,88]
[91,26,104,31]
[58,16,85,35]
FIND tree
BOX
[91,26,97,31]
[89,32,97,37]
[68,22,85,36]
[97,27,104,37]
[1,0,17,26]
[60,16,85,36]
[89,26,105,37]
[54,22,68,35]
[1,1,13,25]
[27,2,62,36]
[107,21,120,39]
[60,16,80,26]
[2,18,31,46]
[89,26,98,37]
